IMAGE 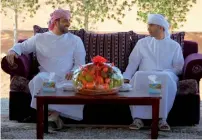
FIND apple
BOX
[85,74,94,82]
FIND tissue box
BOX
[148,83,161,94]
[42,81,56,92]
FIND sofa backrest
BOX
[33,25,135,72]
[183,41,198,58]
[83,31,134,72]
[29,25,198,75]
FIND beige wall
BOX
[1,0,202,32]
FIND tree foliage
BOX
[46,0,137,30]
[1,0,41,43]
[1,0,40,22]
[136,0,197,30]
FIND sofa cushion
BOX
[10,76,30,93]
[33,25,49,34]
[33,25,185,51]
[170,32,185,50]
[183,41,198,58]
[177,79,199,95]
[33,25,85,42]
[84,31,136,72]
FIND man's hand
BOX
[6,50,18,66]
[65,72,73,80]
[124,79,130,83]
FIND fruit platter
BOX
[72,56,123,95]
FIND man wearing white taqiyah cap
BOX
[6,9,86,129]
[123,14,184,131]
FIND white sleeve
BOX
[71,37,86,71]
[123,41,142,80]
[9,35,37,55]
[163,44,184,75]
[172,45,184,75]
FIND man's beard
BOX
[58,24,69,34]
[149,29,160,37]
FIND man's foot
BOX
[60,116,83,124]
[158,119,171,131]
[129,118,144,130]
[48,111,64,130]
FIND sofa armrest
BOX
[1,54,31,78]
[183,53,202,83]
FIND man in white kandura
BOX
[123,14,184,131]
[6,9,86,129]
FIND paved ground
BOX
[1,98,9,116]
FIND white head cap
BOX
[148,14,170,38]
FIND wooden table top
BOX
[35,89,162,100]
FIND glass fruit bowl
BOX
[72,56,123,95]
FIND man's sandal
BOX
[129,118,144,130]
[48,111,64,130]
[158,120,171,131]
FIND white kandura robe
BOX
[10,31,86,120]
[123,36,184,120]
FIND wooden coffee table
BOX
[35,89,161,139]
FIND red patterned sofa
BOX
[1,25,202,126]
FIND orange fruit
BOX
[81,79,87,85]
[105,78,111,84]
[103,67,108,72]
[97,76,104,84]
[101,71,108,78]
[81,71,87,76]
[103,84,109,90]
[85,82,95,89]
[90,69,96,75]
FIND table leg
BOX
[151,99,160,139]
[37,98,44,139]
[44,103,48,133]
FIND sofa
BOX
[1,25,202,126]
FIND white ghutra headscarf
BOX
[148,14,170,38]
